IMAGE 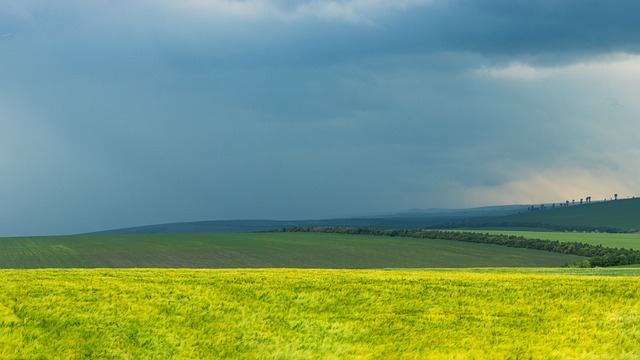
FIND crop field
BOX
[0,232,583,268]
[484,197,640,232]
[0,268,638,359]
[462,230,640,250]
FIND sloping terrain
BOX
[88,205,528,235]
[467,198,640,232]
[0,232,581,268]
[463,230,640,250]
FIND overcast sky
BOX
[1,0,639,236]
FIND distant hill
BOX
[87,217,476,235]
[88,199,640,235]
[88,205,528,235]
[465,198,640,233]
[381,205,530,218]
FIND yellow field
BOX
[0,269,639,359]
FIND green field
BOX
[0,268,638,359]
[0,232,583,268]
[481,197,640,232]
[1,229,636,358]
[462,230,640,250]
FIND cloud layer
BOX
[1,0,639,235]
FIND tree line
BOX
[274,227,640,268]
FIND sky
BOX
[1,0,640,236]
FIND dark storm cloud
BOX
[420,0,640,57]
[143,0,640,66]
[1,0,639,235]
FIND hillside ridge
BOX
[86,198,640,235]
[467,197,640,232]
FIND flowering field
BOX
[1,268,638,359]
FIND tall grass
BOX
[0,269,638,359]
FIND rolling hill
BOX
[88,205,528,235]
[0,232,581,268]
[89,198,640,235]
[4,198,636,269]
[467,197,640,232]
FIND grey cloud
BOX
[151,0,640,66]
[1,1,639,235]
[7,0,639,73]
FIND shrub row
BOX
[275,227,640,267]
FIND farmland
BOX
[461,230,640,250]
[0,268,638,359]
[472,197,640,232]
[2,202,639,358]
[0,232,582,268]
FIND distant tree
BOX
[580,199,583,204]
[565,200,570,207]
[615,193,618,200]
[552,203,556,208]
[572,199,575,205]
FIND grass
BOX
[0,232,583,268]
[460,230,640,250]
[0,268,638,359]
[484,197,640,232]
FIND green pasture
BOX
[487,197,640,231]
[0,268,638,359]
[462,230,640,250]
[0,232,582,268]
